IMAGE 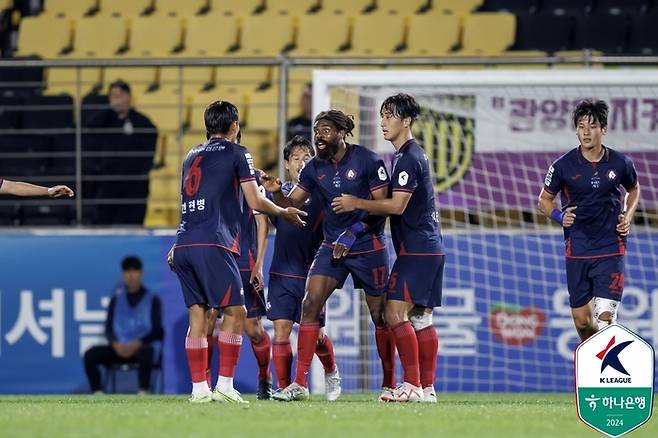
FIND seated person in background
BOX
[84,80,157,225]
[286,82,313,142]
[0,178,73,197]
[84,256,164,394]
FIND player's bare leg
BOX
[384,300,422,402]
[273,275,337,401]
[186,304,212,403]
[212,305,249,403]
[571,301,599,341]
[366,293,396,399]
[410,306,438,403]
[244,316,273,399]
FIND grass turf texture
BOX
[1,393,655,437]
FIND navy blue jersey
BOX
[297,143,389,253]
[175,138,256,252]
[544,146,638,258]
[269,181,324,278]
[390,139,444,255]
[237,175,264,271]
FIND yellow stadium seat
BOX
[348,13,405,56]
[46,67,102,96]
[264,0,316,15]
[456,12,516,56]
[239,129,277,169]
[433,0,483,15]
[16,15,72,58]
[216,66,272,87]
[154,0,210,17]
[182,14,238,57]
[42,0,100,17]
[103,67,158,94]
[159,66,214,92]
[70,16,127,57]
[238,15,294,56]
[288,14,349,57]
[245,88,278,130]
[97,0,153,17]
[188,88,248,131]
[134,88,188,133]
[125,16,183,57]
[404,13,459,56]
[212,0,263,16]
[317,0,371,15]
[374,0,429,14]
[144,200,180,228]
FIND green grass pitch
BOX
[0,393,655,437]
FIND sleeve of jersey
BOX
[391,155,418,193]
[543,161,563,196]
[368,158,390,192]
[297,163,316,193]
[235,148,256,183]
[621,156,639,190]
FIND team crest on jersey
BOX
[378,166,388,181]
[398,171,409,186]
[346,169,357,180]
[608,170,617,181]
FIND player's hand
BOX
[258,170,282,193]
[281,207,307,227]
[167,246,176,271]
[331,194,358,213]
[47,185,74,197]
[616,213,632,236]
[562,206,577,228]
[332,229,356,259]
[250,267,264,292]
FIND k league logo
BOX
[575,324,654,438]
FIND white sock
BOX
[217,376,234,393]
[192,381,211,395]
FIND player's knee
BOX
[594,297,619,330]
[573,314,593,331]
[410,312,433,331]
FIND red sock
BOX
[250,330,272,380]
[206,335,217,387]
[218,331,242,378]
[294,322,320,387]
[375,326,396,388]
[272,340,293,389]
[392,321,420,387]
[416,326,438,387]
[315,334,336,373]
[185,336,208,383]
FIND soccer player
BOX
[537,99,640,341]
[266,135,341,401]
[332,94,443,403]
[262,110,395,402]
[238,180,273,400]
[168,100,306,403]
[0,179,74,197]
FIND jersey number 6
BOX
[185,156,204,196]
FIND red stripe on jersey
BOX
[403,281,412,303]
[220,285,232,308]
[543,186,556,195]
[174,243,238,255]
[370,182,389,193]
[372,234,385,251]
[270,271,307,280]
[392,188,415,193]
[240,177,256,182]
[296,183,311,193]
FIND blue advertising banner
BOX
[0,232,656,394]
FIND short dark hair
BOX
[380,93,420,124]
[205,100,239,137]
[284,135,313,160]
[573,99,608,128]
[121,256,142,271]
[314,110,355,137]
[109,79,131,94]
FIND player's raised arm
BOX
[0,179,74,197]
[241,179,307,227]
[260,170,310,209]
